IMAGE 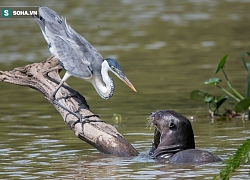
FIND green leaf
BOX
[235,98,250,113]
[214,95,227,110]
[190,90,209,101]
[241,51,250,74]
[215,54,228,74]
[203,78,222,85]
[215,139,250,180]
[246,75,250,98]
[204,96,214,103]
[243,147,249,163]
[246,63,250,70]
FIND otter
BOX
[148,110,221,164]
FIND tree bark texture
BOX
[0,56,138,157]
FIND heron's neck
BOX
[92,63,114,99]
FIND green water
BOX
[0,0,250,179]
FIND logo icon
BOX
[2,8,11,18]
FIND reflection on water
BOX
[1,0,250,179]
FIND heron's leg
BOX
[53,96,82,120]
[44,67,78,100]
[52,80,81,119]
[52,81,101,133]
[52,81,64,100]
[44,70,85,120]
[54,97,101,134]
[42,65,62,82]
[43,67,101,133]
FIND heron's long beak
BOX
[116,71,137,92]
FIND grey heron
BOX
[33,7,136,109]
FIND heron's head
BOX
[103,58,137,92]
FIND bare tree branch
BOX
[0,56,138,157]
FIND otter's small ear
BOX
[169,120,176,130]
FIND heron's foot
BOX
[52,91,78,105]
[50,90,58,103]
[64,90,80,100]
[53,98,83,119]
[42,65,62,77]
[62,90,90,109]
[53,95,100,134]
[71,114,103,134]
[51,89,58,100]
[42,69,50,77]
[42,69,52,77]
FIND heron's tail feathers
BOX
[38,6,62,24]
[33,6,67,45]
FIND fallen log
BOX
[0,56,138,157]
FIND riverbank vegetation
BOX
[190,51,250,179]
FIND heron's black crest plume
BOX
[105,58,122,70]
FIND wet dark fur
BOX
[148,110,221,164]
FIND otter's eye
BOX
[169,122,175,128]
[169,120,176,129]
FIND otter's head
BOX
[148,110,195,158]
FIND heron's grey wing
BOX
[33,7,65,52]
[53,35,92,79]
[34,6,103,77]
[33,7,63,44]
[60,18,104,76]
[42,20,93,78]
[39,6,104,72]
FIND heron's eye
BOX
[111,66,115,70]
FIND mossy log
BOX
[0,56,138,157]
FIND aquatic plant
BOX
[190,52,250,119]
[191,52,250,179]
[213,139,250,180]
